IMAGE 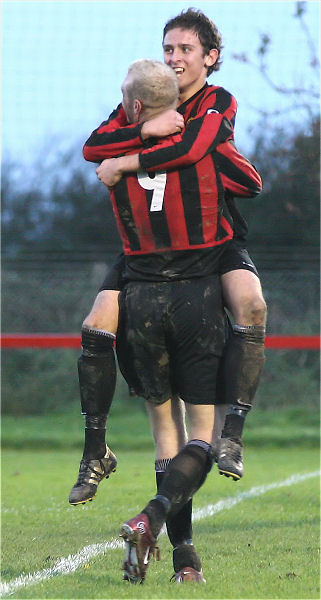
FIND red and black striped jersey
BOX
[84,105,144,160]
[109,139,261,280]
[111,153,232,256]
[215,140,262,198]
[138,85,237,172]
[110,154,230,280]
[84,83,262,253]
[83,84,237,165]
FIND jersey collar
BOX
[178,83,209,113]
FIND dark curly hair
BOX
[163,7,223,75]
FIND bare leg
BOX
[145,397,187,460]
[185,403,214,445]
[83,290,120,333]
[221,269,266,325]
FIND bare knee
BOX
[221,270,267,327]
[83,313,109,330]
[83,290,120,334]
[238,296,267,326]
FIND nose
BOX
[170,47,183,63]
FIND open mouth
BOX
[173,67,184,75]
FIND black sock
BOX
[215,324,265,407]
[78,327,116,460]
[83,415,107,460]
[221,407,248,440]
[220,324,265,441]
[142,496,170,539]
[157,441,214,518]
[173,544,202,572]
[156,469,193,547]
[144,442,213,537]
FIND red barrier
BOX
[1,334,81,349]
[1,333,320,350]
[265,335,320,349]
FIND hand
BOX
[141,109,185,140]
[96,159,122,188]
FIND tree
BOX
[1,151,122,259]
[241,115,320,256]
[232,1,320,121]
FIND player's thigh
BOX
[221,269,266,325]
[185,403,215,445]
[83,289,120,333]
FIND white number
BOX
[137,171,167,212]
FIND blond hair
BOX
[125,59,179,109]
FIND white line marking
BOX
[193,470,320,521]
[1,471,319,597]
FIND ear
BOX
[204,48,218,68]
[133,99,142,120]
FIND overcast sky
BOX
[2,0,320,170]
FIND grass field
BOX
[1,409,320,599]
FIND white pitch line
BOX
[193,470,320,521]
[1,470,319,597]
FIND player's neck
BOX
[139,103,176,123]
[178,80,207,105]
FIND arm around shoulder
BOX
[83,104,145,162]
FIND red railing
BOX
[1,334,320,350]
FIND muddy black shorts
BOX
[116,275,226,405]
[218,240,259,277]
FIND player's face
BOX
[163,28,217,102]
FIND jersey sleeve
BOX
[215,141,263,197]
[83,104,145,163]
[139,88,237,172]
[198,86,237,125]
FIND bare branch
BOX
[231,0,320,118]
[232,52,320,99]
[294,1,320,69]
[245,100,315,120]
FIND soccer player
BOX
[69,8,266,508]
[97,57,262,583]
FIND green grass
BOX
[1,442,320,599]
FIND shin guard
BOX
[78,327,116,458]
[156,465,193,547]
[78,327,116,416]
[220,324,265,439]
[156,440,214,518]
[218,324,265,409]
